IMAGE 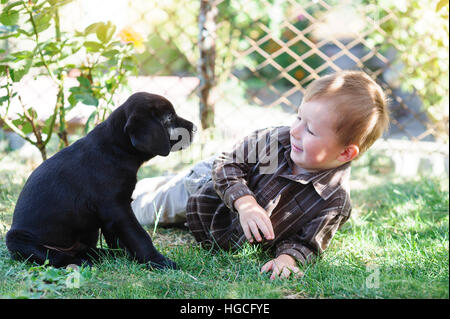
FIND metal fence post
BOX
[198,0,217,129]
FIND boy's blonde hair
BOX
[303,70,390,155]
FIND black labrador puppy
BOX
[6,92,196,269]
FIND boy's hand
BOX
[260,254,303,280]
[234,195,274,243]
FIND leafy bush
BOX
[0,0,138,160]
[365,0,449,141]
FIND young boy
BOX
[131,70,390,280]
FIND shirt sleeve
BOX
[275,198,351,266]
[211,128,268,212]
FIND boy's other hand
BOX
[260,254,303,280]
[234,195,274,243]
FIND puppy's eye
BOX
[162,115,173,126]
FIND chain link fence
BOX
[1,0,449,173]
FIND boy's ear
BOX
[338,145,359,162]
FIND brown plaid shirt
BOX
[186,126,352,265]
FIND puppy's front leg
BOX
[100,206,177,270]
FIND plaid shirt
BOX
[186,126,352,265]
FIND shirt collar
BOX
[277,126,351,200]
[277,126,291,148]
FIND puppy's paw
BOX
[149,255,178,271]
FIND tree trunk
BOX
[198,0,217,129]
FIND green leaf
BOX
[0,95,9,104]
[0,64,7,76]
[84,110,97,134]
[68,92,77,106]
[17,28,32,37]
[11,118,22,127]
[21,121,33,134]
[11,118,33,134]
[33,10,53,33]
[96,21,116,44]
[43,268,61,282]
[84,22,103,35]
[42,116,54,134]
[3,1,24,12]
[0,9,20,26]
[76,75,91,88]
[11,50,33,59]
[10,56,33,82]
[47,0,74,7]
[83,41,103,52]
[72,93,98,106]
[122,56,138,74]
[41,41,59,55]
[101,49,119,58]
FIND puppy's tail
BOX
[5,229,87,268]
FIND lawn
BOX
[0,142,448,299]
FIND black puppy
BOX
[6,92,195,269]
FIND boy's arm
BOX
[212,128,266,211]
[276,201,351,267]
[212,128,278,242]
[234,195,274,242]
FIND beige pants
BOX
[131,156,215,226]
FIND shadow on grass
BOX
[350,177,448,225]
[313,176,450,298]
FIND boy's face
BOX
[289,98,348,171]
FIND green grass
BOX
[0,146,448,299]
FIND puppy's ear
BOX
[124,115,171,156]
